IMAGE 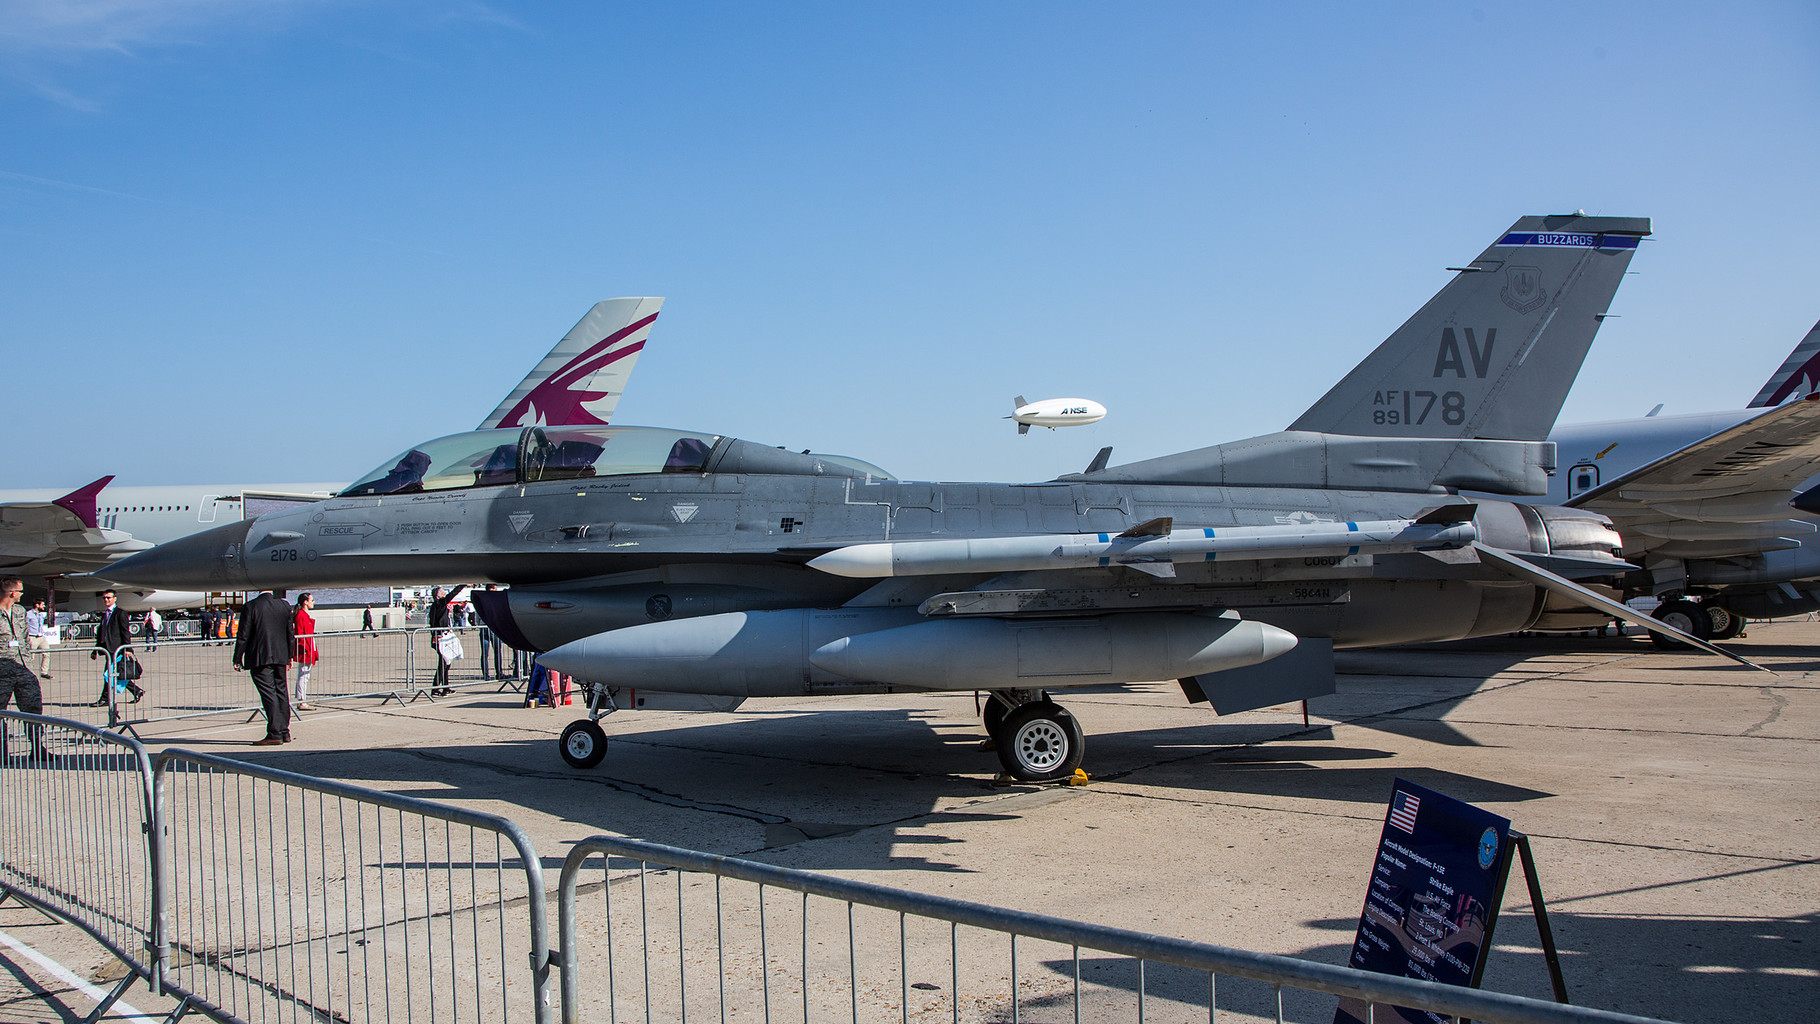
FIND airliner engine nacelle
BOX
[1010,396,1107,434]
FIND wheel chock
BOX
[1066,769,1091,786]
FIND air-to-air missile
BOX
[111,213,1757,782]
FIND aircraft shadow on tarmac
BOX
[198,695,1548,880]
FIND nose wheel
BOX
[559,719,608,769]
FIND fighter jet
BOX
[1008,396,1107,434]
[109,215,1734,781]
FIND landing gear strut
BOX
[558,681,617,769]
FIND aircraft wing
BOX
[0,476,153,575]
[478,297,664,429]
[1565,394,1820,559]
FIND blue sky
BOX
[3,1,1816,489]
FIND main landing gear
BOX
[982,690,1085,782]
[1649,597,1746,648]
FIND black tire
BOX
[1650,600,1712,649]
[994,702,1084,782]
[559,719,608,769]
[982,697,1011,739]
[1707,606,1746,641]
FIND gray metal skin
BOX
[102,213,1649,778]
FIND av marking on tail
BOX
[1433,327,1497,378]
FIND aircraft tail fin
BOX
[478,297,665,430]
[1746,318,1820,408]
[1288,214,1649,441]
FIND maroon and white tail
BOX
[478,297,665,429]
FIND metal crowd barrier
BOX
[153,748,553,1024]
[556,837,1675,1024]
[0,710,160,1020]
[35,627,523,732]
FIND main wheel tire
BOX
[1650,600,1712,649]
[982,697,1010,739]
[995,702,1084,782]
[559,719,608,769]
[1706,606,1746,641]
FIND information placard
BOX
[1335,779,1513,1024]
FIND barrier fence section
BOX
[0,710,160,1018]
[556,837,1676,1024]
[153,748,553,1024]
[36,627,517,732]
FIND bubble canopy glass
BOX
[340,426,726,497]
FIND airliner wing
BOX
[1567,395,1820,558]
[0,476,153,575]
[478,297,664,429]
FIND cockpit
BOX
[340,425,895,497]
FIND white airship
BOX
[1008,395,1107,434]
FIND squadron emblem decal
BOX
[670,503,700,524]
[1500,265,1545,314]
[507,511,535,535]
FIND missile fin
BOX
[1119,517,1173,538]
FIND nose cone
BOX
[99,519,252,591]
[1259,622,1300,663]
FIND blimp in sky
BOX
[1008,395,1108,434]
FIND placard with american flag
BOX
[1388,790,1420,833]
[1335,780,1514,1024]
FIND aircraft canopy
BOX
[340,425,894,498]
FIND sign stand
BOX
[1509,831,1569,1004]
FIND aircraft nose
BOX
[100,519,253,591]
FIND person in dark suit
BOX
[233,591,296,745]
[91,589,143,706]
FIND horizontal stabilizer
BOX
[1181,637,1335,715]
[1471,542,1771,672]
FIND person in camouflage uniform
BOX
[0,577,51,760]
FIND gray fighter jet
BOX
[108,214,1726,781]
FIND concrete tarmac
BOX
[2,620,1816,1022]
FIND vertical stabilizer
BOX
[1288,215,1649,441]
[479,297,665,429]
[1747,318,1820,408]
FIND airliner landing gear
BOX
[1705,605,1747,641]
[993,699,1085,782]
[1650,599,1713,649]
